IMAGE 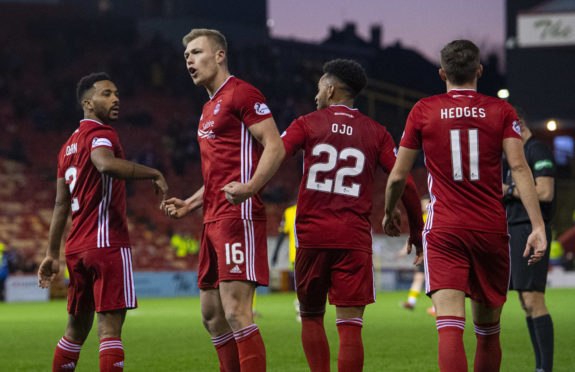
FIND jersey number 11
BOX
[450,129,479,181]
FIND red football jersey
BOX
[197,76,273,223]
[400,89,521,233]
[57,119,130,254]
[282,105,399,253]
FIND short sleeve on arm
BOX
[235,83,273,127]
[89,126,117,151]
[399,102,423,150]
[502,102,522,140]
[530,142,556,178]
[281,116,307,156]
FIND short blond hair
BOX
[182,28,227,53]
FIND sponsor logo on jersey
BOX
[198,120,216,139]
[534,159,553,170]
[512,120,521,136]
[254,102,271,115]
[198,129,216,139]
[201,120,214,130]
[65,143,78,156]
[230,265,242,274]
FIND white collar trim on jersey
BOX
[448,88,476,92]
[80,118,105,126]
[210,75,234,100]
[329,104,358,111]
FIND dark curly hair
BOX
[323,59,367,98]
[440,40,480,85]
[76,72,112,105]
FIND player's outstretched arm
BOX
[503,137,547,264]
[38,178,70,288]
[383,147,419,237]
[91,147,168,198]
[161,186,204,219]
[222,117,285,205]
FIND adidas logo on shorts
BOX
[230,265,242,274]
[114,361,124,367]
[61,362,76,369]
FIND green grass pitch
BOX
[1,289,574,371]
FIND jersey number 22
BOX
[306,143,365,197]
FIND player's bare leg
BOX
[201,288,239,372]
[97,309,127,372]
[519,291,553,372]
[335,306,365,372]
[431,289,467,372]
[519,291,549,318]
[201,288,234,334]
[471,300,503,372]
[53,312,95,372]
[219,281,265,372]
[403,272,424,310]
[65,311,95,343]
[97,309,126,339]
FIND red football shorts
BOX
[295,248,375,316]
[66,247,136,315]
[423,228,510,307]
[198,218,269,289]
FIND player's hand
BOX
[382,208,401,237]
[38,256,59,288]
[222,182,253,205]
[161,197,189,219]
[153,173,168,200]
[408,235,424,266]
[524,226,547,265]
[396,240,409,259]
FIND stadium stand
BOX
[0,2,441,274]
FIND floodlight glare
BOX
[497,89,510,99]
[546,120,557,131]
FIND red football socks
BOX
[234,324,266,372]
[436,316,467,372]
[301,315,330,372]
[53,336,82,371]
[336,318,364,372]
[474,322,501,372]
[99,338,124,372]
[212,332,240,372]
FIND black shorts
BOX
[508,223,551,293]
